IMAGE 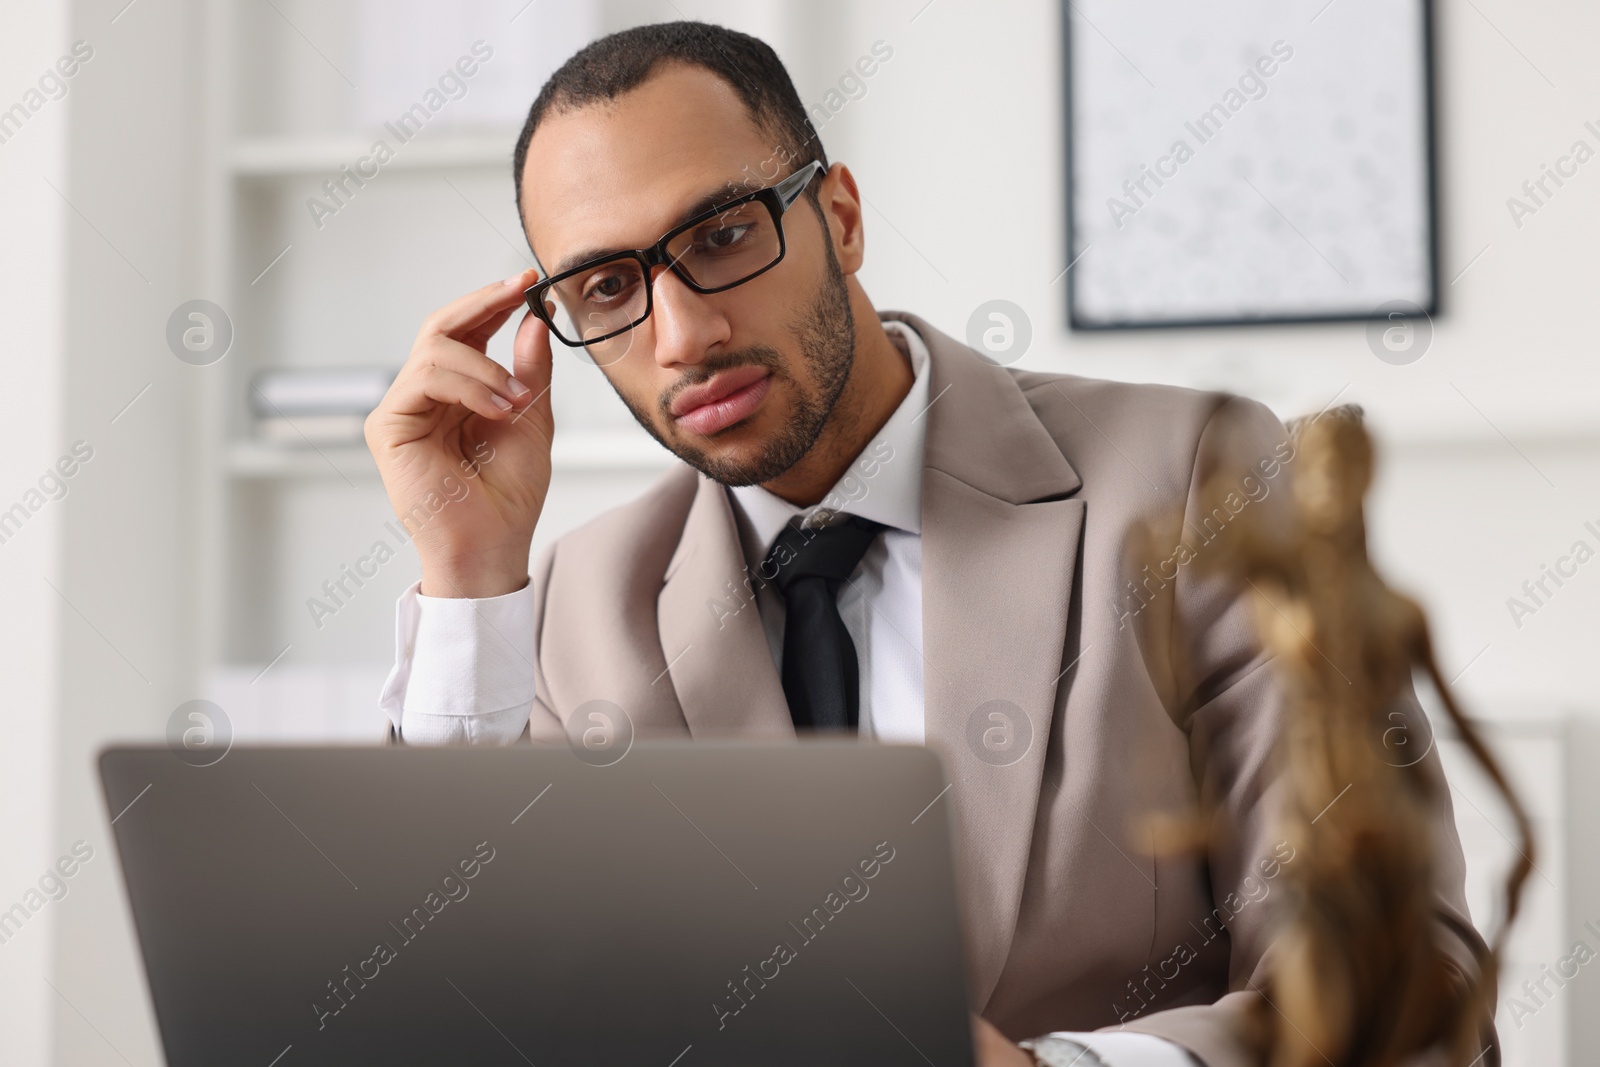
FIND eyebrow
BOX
[548,180,757,277]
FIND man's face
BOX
[518,63,856,486]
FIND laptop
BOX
[100,741,975,1065]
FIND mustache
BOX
[656,345,786,422]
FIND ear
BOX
[817,163,866,275]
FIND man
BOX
[366,22,1488,1067]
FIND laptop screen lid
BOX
[99,741,975,1066]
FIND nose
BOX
[647,265,731,371]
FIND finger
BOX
[422,267,541,341]
[388,363,521,425]
[511,310,552,411]
[399,336,534,412]
[457,302,522,352]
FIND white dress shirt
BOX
[376,320,1191,1066]
[725,318,928,743]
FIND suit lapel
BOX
[891,312,1085,1009]
[656,474,795,739]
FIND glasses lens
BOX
[542,255,649,359]
[665,200,782,290]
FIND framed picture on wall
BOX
[1063,0,1437,329]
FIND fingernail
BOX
[507,378,531,398]
[503,269,528,287]
[490,393,513,411]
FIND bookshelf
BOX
[195,0,678,725]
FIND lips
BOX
[670,366,773,437]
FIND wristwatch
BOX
[1017,1035,1109,1066]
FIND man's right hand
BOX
[365,267,554,599]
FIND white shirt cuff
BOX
[379,579,537,745]
[1043,1032,1197,1066]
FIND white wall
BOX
[811,0,1599,707]
[42,0,208,1062]
[0,3,69,1063]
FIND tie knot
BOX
[762,515,885,592]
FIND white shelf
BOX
[226,430,675,479]
[226,440,377,479]
[232,132,518,176]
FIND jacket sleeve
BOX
[381,540,567,747]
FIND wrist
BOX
[418,547,531,599]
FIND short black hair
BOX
[511,21,827,232]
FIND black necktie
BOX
[763,515,885,732]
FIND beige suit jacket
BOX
[447,311,1489,1066]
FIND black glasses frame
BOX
[524,160,826,348]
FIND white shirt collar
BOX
[727,318,931,562]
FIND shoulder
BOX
[1011,367,1281,445]
[1009,368,1290,498]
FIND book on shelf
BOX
[249,367,396,415]
[249,367,396,446]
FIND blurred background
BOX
[1,0,1596,1063]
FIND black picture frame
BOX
[1061,0,1439,331]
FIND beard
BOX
[613,238,856,487]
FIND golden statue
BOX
[1154,405,1536,1066]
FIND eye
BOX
[689,206,766,255]
[581,268,638,304]
[702,223,752,251]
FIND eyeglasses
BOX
[524,160,825,356]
